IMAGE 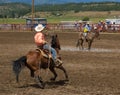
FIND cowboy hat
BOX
[35,24,44,32]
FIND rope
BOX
[37,48,51,81]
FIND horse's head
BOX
[51,34,61,50]
[92,26,100,39]
[51,34,57,45]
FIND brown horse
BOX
[13,49,68,89]
[76,27,100,50]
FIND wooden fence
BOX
[0,23,120,32]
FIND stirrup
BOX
[55,58,63,67]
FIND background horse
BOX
[76,27,100,50]
[13,49,68,89]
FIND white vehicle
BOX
[106,19,120,24]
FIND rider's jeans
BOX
[43,43,57,60]
[51,47,57,60]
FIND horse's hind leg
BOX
[76,39,84,50]
[56,65,69,81]
[34,70,45,89]
[76,39,80,48]
[49,67,57,81]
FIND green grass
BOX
[0,17,106,24]
[0,11,119,24]
[47,16,106,23]
[47,16,81,23]
[0,18,26,24]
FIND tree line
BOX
[0,3,31,18]
[36,2,120,12]
[0,2,120,18]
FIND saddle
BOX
[36,48,63,67]
[36,48,51,59]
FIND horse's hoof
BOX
[65,79,69,82]
[38,82,45,89]
[50,78,56,81]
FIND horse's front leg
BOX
[88,40,93,50]
[49,66,57,81]
[76,39,84,50]
[56,65,69,81]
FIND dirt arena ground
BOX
[0,31,120,95]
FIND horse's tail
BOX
[12,56,27,82]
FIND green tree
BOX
[82,17,90,21]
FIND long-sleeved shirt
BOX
[34,32,45,46]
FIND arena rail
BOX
[0,23,120,32]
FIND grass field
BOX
[0,18,26,24]
[0,11,119,24]
[0,17,105,24]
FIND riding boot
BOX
[54,58,63,67]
